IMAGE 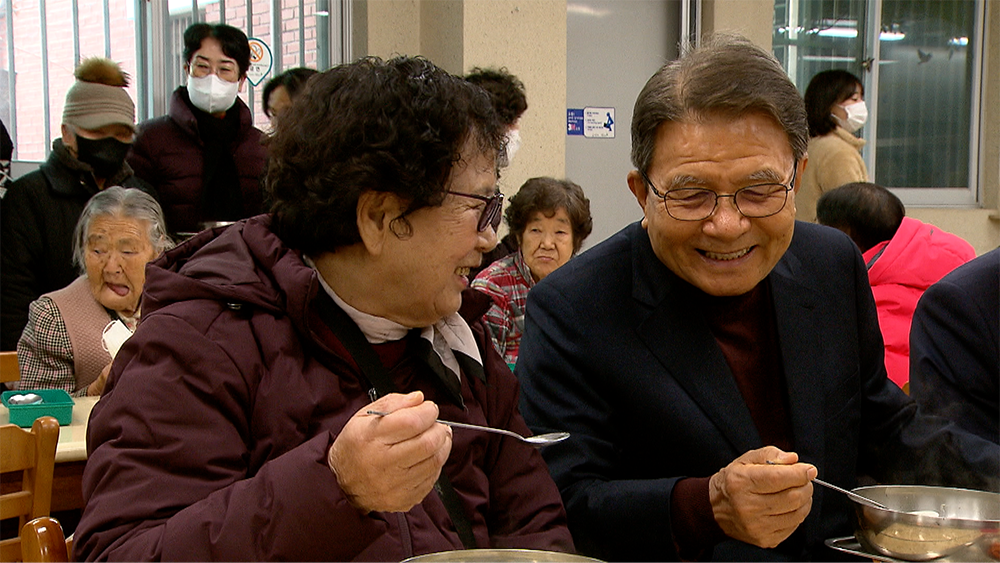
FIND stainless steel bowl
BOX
[402,549,603,562]
[850,485,1000,561]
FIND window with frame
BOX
[1,0,347,163]
[773,0,984,207]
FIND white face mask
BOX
[187,73,239,115]
[835,100,868,133]
[502,128,522,166]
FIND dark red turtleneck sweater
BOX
[670,281,795,558]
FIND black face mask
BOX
[75,136,131,179]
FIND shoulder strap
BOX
[315,292,478,549]
[317,294,395,396]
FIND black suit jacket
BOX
[910,247,999,444]
[518,221,998,561]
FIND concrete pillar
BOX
[702,0,774,50]
[421,0,464,74]
[353,0,421,60]
[462,0,568,192]
[351,0,567,200]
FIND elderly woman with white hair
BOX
[15,186,173,397]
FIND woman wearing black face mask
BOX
[68,125,134,182]
[0,58,158,353]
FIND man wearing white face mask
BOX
[129,23,266,237]
[798,69,870,222]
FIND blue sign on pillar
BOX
[567,107,614,138]
[567,109,584,136]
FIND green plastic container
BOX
[2,389,75,427]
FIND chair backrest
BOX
[20,517,69,563]
[0,351,19,384]
[0,416,60,562]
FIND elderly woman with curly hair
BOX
[472,177,592,367]
[15,186,173,397]
[73,56,574,562]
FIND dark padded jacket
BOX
[73,215,574,561]
[128,87,266,236]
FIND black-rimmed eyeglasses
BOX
[447,190,505,232]
[640,163,797,222]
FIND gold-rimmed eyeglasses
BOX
[640,163,797,222]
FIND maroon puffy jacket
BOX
[128,87,266,235]
[73,216,574,561]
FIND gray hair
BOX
[73,186,175,274]
[631,34,808,174]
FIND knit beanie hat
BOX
[62,58,135,132]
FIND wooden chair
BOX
[20,517,69,563]
[0,416,60,562]
[0,351,19,386]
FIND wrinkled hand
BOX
[328,391,452,513]
[709,446,817,548]
[87,363,112,396]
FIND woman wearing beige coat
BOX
[798,70,868,221]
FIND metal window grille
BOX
[1,0,348,162]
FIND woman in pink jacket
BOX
[817,182,975,388]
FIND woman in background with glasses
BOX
[472,177,592,368]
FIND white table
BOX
[0,395,98,462]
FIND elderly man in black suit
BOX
[910,247,999,445]
[517,35,999,562]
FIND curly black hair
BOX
[262,67,318,117]
[465,67,527,126]
[505,177,593,254]
[804,69,863,138]
[266,56,505,255]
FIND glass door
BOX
[773,0,984,206]
[773,0,868,84]
[875,0,979,200]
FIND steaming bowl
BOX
[850,485,1000,561]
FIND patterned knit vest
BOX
[46,276,113,392]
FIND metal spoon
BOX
[366,410,570,447]
[764,461,890,511]
[812,477,890,511]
